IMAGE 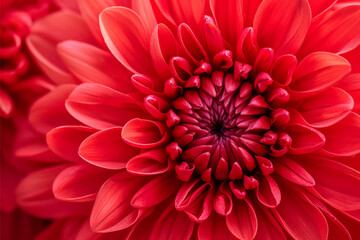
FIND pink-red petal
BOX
[254,0,311,57]
[79,127,140,169]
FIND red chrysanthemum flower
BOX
[15,0,360,239]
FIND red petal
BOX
[290,52,351,97]
[0,87,14,118]
[90,172,147,232]
[286,123,325,154]
[299,5,360,57]
[253,205,286,240]
[46,125,96,163]
[131,174,180,208]
[175,179,213,222]
[226,198,258,240]
[256,174,281,208]
[150,204,194,240]
[298,155,360,211]
[337,74,360,114]
[53,0,80,12]
[272,179,328,240]
[150,24,180,79]
[66,83,146,130]
[210,0,243,46]
[99,7,154,75]
[57,40,134,92]
[126,148,170,175]
[270,54,297,87]
[16,165,91,219]
[273,156,315,187]
[79,127,140,169]
[78,0,122,44]
[53,165,114,202]
[198,213,238,240]
[254,0,311,56]
[308,0,336,16]
[29,84,80,134]
[26,11,95,84]
[321,112,360,156]
[122,118,169,148]
[298,87,354,128]
[132,0,157,37]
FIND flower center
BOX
[168,51,292,184]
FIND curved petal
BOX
[285,123,325,154]
[298,155,360,211]
[226,198,258,240]
[298,87,354,128]
[0,87,14,118]
[78,0,124,44]
[79,127,140,169]
[272,179,328,240]
[273,156,315,187]
[122,118,169,148]
[46,125,96,163]
[26,10,95,84]
[131,174,181,208]
[198,214,238,240]
[150,204,194,240]
[57,40,134,92]
[253,204,286,240]
[308,0,336,17]
[66,83,146,130]
[299,5,360,57]
[29,84,80,135]
[126,148,170,175]
[341,44,360,74]
[100,7,155,75]
[53,165,114,202]
[256,174,281,208]
[150,24,181,79]
[290,52,351,97]
[90,171,148,232]
[16,165,92,219]
[337,74,360,114]
[132,0,157,36]
[321,112,360,156]
[253,0,311,56]
[210,0,243,46]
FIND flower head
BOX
[15,0,360,239]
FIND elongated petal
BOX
[321,112,360,156]
[299,5,360,57]
[254,0,311,56]
[57,40,134,92]
[150,205,194,240]
[273,156,315,187]
[100,7,155,75]
[78,0,123,44]
[132,0,157,36]
[131,174,180,208]
[286,124,325,154]
[337,74,360,114]
[79,127,140,169]
[290,52,351,97]
[298,87,354,128]
[299,155,360,211]
[53,165,114,202]
[126,148,169,175]
[226,199,258,240]
[0,87,14,118]
[16,165,91,219]
[150,24,181,79]
[198,214,238,240]
[46,126,96,163]
[256,175,281,208]
[253,205,286,240]
[308,0,336,17]
[90,172,147,232]
[66,83,146,130]
[272,179,328,240]
[122,118,169,148]
[26,10,95,84]
[29,84,80,134]
[210,0,243,46]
